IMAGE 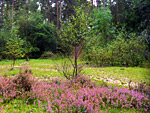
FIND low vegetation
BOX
[0,60,149,112]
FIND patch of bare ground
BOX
[89,75,147,88]
[31,67,57,72]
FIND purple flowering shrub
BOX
[0,64,149,112]
[13,63,35,91]
[0,63,35,102]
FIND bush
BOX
[109,33,146,66]
[13,63,35,91]
[83,32,146,67]
[0,63,36,102]
[40,51,56,59]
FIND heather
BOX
[0,64,149,112]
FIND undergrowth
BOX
[0,64,149,113]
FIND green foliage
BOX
[17,11,57,58]
[41,51,56,59]
[59,6,89,54]
[88,7,114,46]
[109,33,146,66]
[3,30,26,69]
[90,7,112,33]
[0,11,12,58]
[83,7,115,66]
[83,31,146,67]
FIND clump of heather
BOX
[0,63,36,102]
[28,75,149,112]
[13,63,35,91]
[63,74,95,89]
[0,75,17,102]
[0,68,149,112]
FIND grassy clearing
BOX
[0,59,149,113]
[0,59,149,84]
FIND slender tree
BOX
[109,0,112,10]
[92,0,93,9]
[51,0,54,22]
[59,6,89,78]
[1,0,4,25]
[47,0,50,22]
[11,0,14,31]
[59,0,62,28]
[102,0,105,7]
[56,0,59,30]
[96,0,99,8]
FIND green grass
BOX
[0,59,149,113]
[84,67,150,84]
[0,99,145,113]
[0,59,149,84]
[0,99,43,113]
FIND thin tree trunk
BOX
[92,0,94,9]
[51,0,54,22]
[56,0,59,30]
[39,0,41,14]
[96,0,99,8]
[1,0,4,24]
[26,0,29,15]
[11,0,14,32]
[11,58,15,70]
[116,0,119,22]
[103,0,105,7]
[59,0,62,28]
[47,0,50,22]
[109,0,112,10]
[74,46,78,77]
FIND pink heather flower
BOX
[144,108,147,112]
[0,106,3,111]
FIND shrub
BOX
[83,32,146,67]
[0,63,36,102]
[13,63,35,91]
[40,51,56,59]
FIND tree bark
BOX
[74,46,78,77]
[51,0,54,22]
[103,0,105,7]
[59,0,62,28]
[47,0,50,22]
[109,0,112,10]
[92,0,94,9]
[56,0,59,30]
[116,0,119,22]
[1,0,4,24]
[11,0,14,31]
[96,0,99,8]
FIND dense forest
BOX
[0,0,150,67]
[0,1,150,112]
